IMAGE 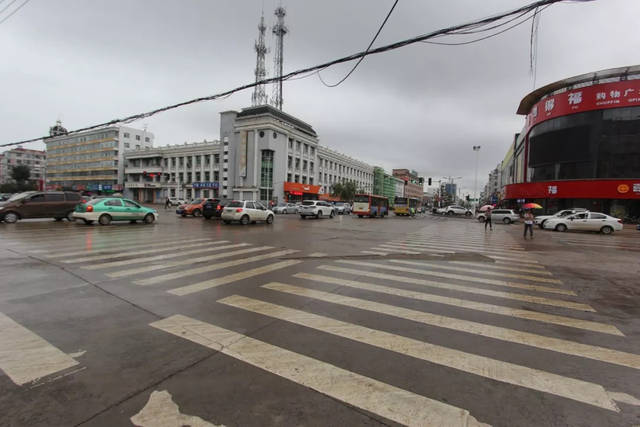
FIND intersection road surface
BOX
[1,211,639,426]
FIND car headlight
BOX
[0,206,4,211]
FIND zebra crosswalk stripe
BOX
[167,260,302,296]
[108,246,273,278]
[388,260,562,284]
[219,294,619,411]
[445,261,552,275]
[337,261,573,297]
[385,242,522,256]
[42,237,211,258]
[150,314,489,427]
[135,249,299,286]
[67,240,231,264]
[293,273,622,335]
[263,282,640,369]
[319,265,592,312]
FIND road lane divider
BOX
[263,283,640,370]
[167,260,302,296]
[220,294,620,411]
[150,314,489,427]
[293,273,623,336]
[135,249,299,286]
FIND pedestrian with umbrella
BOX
[479,204,494,231]
[522,203,542,239]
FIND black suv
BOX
[203,199,230,219]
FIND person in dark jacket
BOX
[484,208,493,231]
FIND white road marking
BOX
[68,350,86,358]
[360,250,388,255]
[388,260,562,284]
[264,283,640,369]
[608,391,640,407]
[43,237,210,258]
[320,265,590,311]
[135,249,299,286]
[0,312,79,385]
[337,261,574,297]
[220,294,620,411]
[385,241,523,256]
[445,261,552,275]
[371,247,422,254]
[150,314,489,427]
[308,252,327,257]
[294,273,623,336]
[400,240,525,252]
[403,238,525,250]
[167,260,302,296]
[108,246,272,278]
[81,243,235,270]
[67,240,230,264]
[131,390,221,427]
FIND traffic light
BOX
[428,178,432,186]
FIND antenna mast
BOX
[251,12,269,106]
[271,6,288,110]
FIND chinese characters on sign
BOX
[633,183,640,194]
[192,182,219,189]
[547,185,558,195]
[568,91,582,105]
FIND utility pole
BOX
[251,12,269,106]
[473,145,481,208]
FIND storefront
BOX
[504,65,640,218]
[283,182,320,202]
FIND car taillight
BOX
[618,219,623,223]
[86,205,93,212]
[217,205,221,210]
[235,208,243,213]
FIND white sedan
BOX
[221,200,274,225]
[543,211,623,234]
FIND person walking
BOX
[484,207,493,231]
[164,197,170,210]
[524,209,534,239]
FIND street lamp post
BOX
[473,145,481,208]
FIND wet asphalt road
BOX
[1,209,639,427]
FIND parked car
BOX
[543,211,622,234]
[202,199,230,219]
[299,200,335,219]
[438,205,472,216]
[534,208,587,229]
[477,209,520,224]
[333,201,351,215]
[176,198,215,217]
[167,197,185,207]
[221,200,274,225]
[73,197,158,225]
[0,191,83,224]
[273,203,299,214]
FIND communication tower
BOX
[271,6,288,110]
[251,13,269,106]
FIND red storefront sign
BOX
[504,180,640,200]
[525,80,640,131]
[283,182,320,194]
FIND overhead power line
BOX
[318,0,399,88]
[3,0,572,148]
[0,0,29,25]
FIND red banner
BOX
[283,182,320,194]
[504,179,640,200]
[525,80,640,130]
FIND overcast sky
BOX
[2,0,639,196]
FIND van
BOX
[0,191,83,223]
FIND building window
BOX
[288,138,293,149]
[288,156,292,168]
[295,158,300,169]
[260,150,274,201]
[294,174,300,183]
[135,145,140,150]
[304,144,308,154]
[309,177,314,185]
[187,172,192,183]
[171,157,176,167]
[123,132,130,138]
[124,143,130,148]
[296,141,301,152]
[287,173,292,182]
[303,160,308,171]
[178,172,184,182]
[214,154,220,164]
[145,137,150,142]
[135,135,141,141]
[310,161,314,173]
[195,172,201,181]
[311,147,315,156]
[214,171,219,181]
[302,176,307,184]
[205,171,210,181]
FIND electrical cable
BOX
[0,0,30,25]
[2,0,572,148]
[318,0,399,87]
[0,0,18,16]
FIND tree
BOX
[10,165,31,185]
[331,181,357,202]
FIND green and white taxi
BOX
[73,198,158,225]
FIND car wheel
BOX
[600,225,613,235]
[223,220,231,224]
[555,224,567,232]
[465,211,472,216]
[358,215,363,218]
[538,224,545,229]
[144,214,155,224]
[193,209,202,217]
[83,219,94,225]
[316,211,322,219]
[477,217,485,223]
[181,213,186,217]
[240,215,250,225]
[300,215,306,220]
[98,214,112,226]
[266,214,274,224]
[503,218,511,224]
[203,214,212,220]
[447,211,454,216]
[3,212,19,223]
[66,211,75,221]
[54,217,63,222]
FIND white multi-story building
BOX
[124,141,224,202]
[45,121,153,192]
[0,147,46,185]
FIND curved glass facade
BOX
[528,106,640,182]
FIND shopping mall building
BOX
[500,65,640,218]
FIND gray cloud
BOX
[1,0,638,196]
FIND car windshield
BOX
[354,195,369,203]
[8,192,35,201]
[335,202,345,206]
[190,199,203,205]
[302,201,315,206]
[88,198,106,205]
[227,201,243,208]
